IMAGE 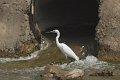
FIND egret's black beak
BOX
[46,31,50,33]
[46,31,54,33]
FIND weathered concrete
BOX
[96,0,120,61]
[0,0,40,57]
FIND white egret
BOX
[47,29,79,61]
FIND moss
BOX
[0,43,71,70]
[0,39,40,58]
[98,52,120,62]
[19,40,40,56]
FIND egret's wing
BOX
[60,43,76,58]
[61,43,73,52]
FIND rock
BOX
[89,69,113,76]
[0,0,40,57]
[40,64,84,80]
[113,70,120,76]
[41,64,66,80]
[96,0,120,61]
[65,69,84,79]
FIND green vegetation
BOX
[0,39,40,58]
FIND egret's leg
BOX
[65,54,67,59]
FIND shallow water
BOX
[0,35,120,80]
[0,54,120,80]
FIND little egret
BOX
[47,29,79,61]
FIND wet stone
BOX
[40,64,84,80]
[89,69,113,76]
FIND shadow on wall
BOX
[28,0,41,44]
[34,0,99,32]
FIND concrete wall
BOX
[0,0,39,56]
[96,0,120,61]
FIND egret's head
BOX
[49,29,59,33]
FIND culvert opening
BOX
[35,0,99,56]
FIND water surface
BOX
[0,33,120,80]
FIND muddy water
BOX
[0,35,120,80]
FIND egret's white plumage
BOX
[49,29,79,61]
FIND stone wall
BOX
[0,0,40,57]
[96,0,120,61]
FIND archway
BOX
[34,0,99,56]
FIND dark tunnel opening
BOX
[35,0,99,56]
[35,0,99,31]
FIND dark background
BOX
[37,0,99,32]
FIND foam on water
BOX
[57,55,111,70]
[0,37,50,63]
[0,51,39,63]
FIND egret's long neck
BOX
[56,32,60,46]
